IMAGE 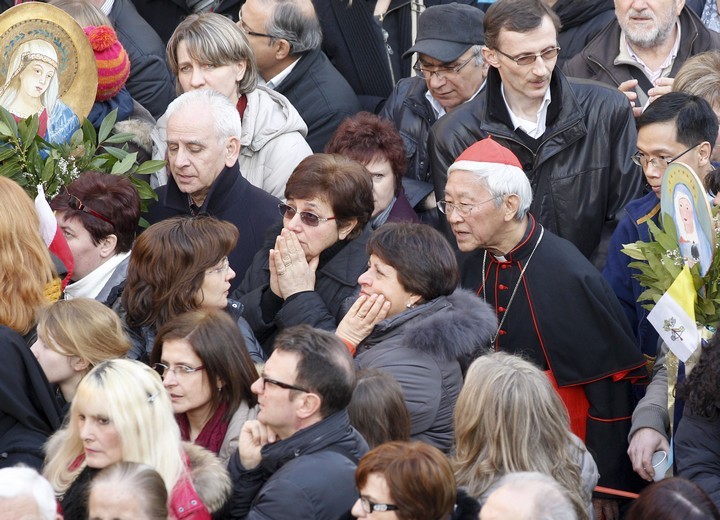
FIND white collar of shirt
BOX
[425,82,484,119]
[63,251,130,300]
[261,57,301,90]
[618,20,681,85]
[99,0,115,15]
[500,83,552,139]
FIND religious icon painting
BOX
[0,2,97,145]
[660,162,716,276]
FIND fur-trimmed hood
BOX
[183,442,231,513]
[358,289,496,362]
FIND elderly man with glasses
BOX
[380,3,487,194]
[429,0,641,270]
[225,325,368,520]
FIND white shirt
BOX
[500,84,552,139]
[618,21,681,85]
[99,0,115,16]
[261,58,301,90]
[63,250,130,300]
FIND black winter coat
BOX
[223,411,368,519]
[274,49,361,153]
[232,224,371,354]
[675,407,720,509]
[108,0,176,119]
[553,0,616,67]
[0,326,62,470]
[380,76,437,184]
[146,161,281,290]
[429,67,641,266]
[355,290,496,453]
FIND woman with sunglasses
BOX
[150,309,259,465]
[350,441,479,520]
[121,216,263,364]
[234,153,374,353]
[50,171,140,306]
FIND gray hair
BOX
[470,44,484,66]
[164,89,242,142]
[447,156,532,221]
[0,466,57,520]
[259,0,322,54]
[491,472,578,520]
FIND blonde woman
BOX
[453,353,598,520]
[0,39,79,144]
[44,359,231,519]
[0,177,57,337]
[31,298,132,406]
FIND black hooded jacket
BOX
[553,0,616,67]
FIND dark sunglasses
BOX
[277,203,336,227]
[67,192,114,227]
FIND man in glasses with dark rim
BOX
[428,0,641,272]
[380,3,487,200]
[225,325,367,519]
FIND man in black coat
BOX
[429,0,641,269]
[238,0,360,152]
[145,89,280,289]
[224,325,367,519]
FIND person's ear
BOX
[482,46,500,69]
[98,234,117,258]
[503,194,521,222]
[235,59,247,83]
[72,357,90,373]
[275,39,292,61]
[697,141,712,167]
[338,218,358,240]
[296,392,321,419]
[224,136,241,167]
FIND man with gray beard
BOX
[564,0,720,116]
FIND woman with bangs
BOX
[31,298,131,411]
[43,359,230,519]
[120,215,262,364]
[453,353,598,520]
[152,12,311,198]
[150,309,259,465]
[234,153,375,353]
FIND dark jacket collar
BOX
[162,161,247,213]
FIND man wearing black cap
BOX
[380,3,486,187]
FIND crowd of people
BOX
[4,0,720,518]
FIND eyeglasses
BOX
[206,256,230,275]
[359,497,399,514]
[436,196,500,217]
[261,375,309,393]
[278,203,336,227]
[413,53,477,80]
[153,363,205,378]
[631,143,700,170]
[237,14,275,39]
[494,46,561,66]
[66,193,114,227]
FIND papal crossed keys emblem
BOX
[662,317,685,341]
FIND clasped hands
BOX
[269,229,317,299]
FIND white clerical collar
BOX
[64,251,130,300]
[261,57,301,90]
[425,81,484,119]
[500,83,552,139]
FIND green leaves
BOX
[0,107,164,207]
[622,210,720,329]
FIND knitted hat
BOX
[83,25,130,102]
[448,136,524,177]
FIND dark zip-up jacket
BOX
[428,67,641,265]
